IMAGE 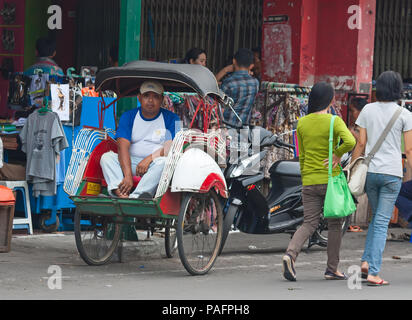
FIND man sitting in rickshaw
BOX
[100,81,181,199]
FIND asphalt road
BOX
[0,228,411,300]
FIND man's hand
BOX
[136,156,153,176]
[118,175,134,197]
[323,154,342,169]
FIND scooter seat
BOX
[270,160,301,177]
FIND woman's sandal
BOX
[361,264,369,280]
[367,279,389,287]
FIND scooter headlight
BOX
[230,153,261,178]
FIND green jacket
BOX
[297,113,356,186]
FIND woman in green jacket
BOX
[282,82,356,282]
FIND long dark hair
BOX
[376,71,403,102]
[184,48,206,64]
[308,82,335,114]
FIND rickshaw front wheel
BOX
[177,191,223,276]
[74,209,121,266]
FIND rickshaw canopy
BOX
[95,60,227,101]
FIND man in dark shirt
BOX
[216,48,259,127]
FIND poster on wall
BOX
[50,84,70,121]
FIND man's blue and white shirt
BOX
[116,108,181,159]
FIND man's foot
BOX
[282,254,296,282]
[112,189,129,199]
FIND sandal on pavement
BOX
[367,279,389,287]
[324,270,348,280]
[348,225,363,232]
[282,254,296,282]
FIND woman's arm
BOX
[403,130,412,168]
[297,127,305,172]
[351,127,367,162]
[335,118,357,157]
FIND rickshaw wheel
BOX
[74,209,121,266]
[177,191,223,276]
[165,219,177,258]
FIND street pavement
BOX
[0,227,411,300]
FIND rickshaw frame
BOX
[67,61,230,276]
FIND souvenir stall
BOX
[4,68,116,233]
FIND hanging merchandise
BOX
[0,2,16,25]
[255,82,311,178]
[28,70,49,107]
[2,29,15,52]
[19,108,69,197]
[163,93,223,132]
[50,84,70,121]
[7,73,31,109]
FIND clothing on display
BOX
[19,110,68,197]
[254,82,310,178]
[163,93,223,131]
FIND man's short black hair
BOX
[36,37,56,58]
[234,48,254,68]
[376,71,403,102]
[351,97,368,111]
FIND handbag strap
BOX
[364,106,403,165]
[328,116,337,177]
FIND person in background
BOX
[109,45,119,67]
[251,47,262,82]
[348,97,368,141]
[183,48,207,67]
[24,37,64,77]
[395,180,412,228]
[351,71,412,286]
[216,48,259,127]
[282,82,356,282]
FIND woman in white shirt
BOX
[351,71,412,286]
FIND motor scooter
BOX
[219,123,351,254]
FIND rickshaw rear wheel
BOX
[165,219,177,258]
[177,191,223,276]
[74,209,121,266]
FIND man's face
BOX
[139,91,163,116]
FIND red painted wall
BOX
[262,0,302,84]
[262,0,376,94]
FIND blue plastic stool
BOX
[0,181,33,235]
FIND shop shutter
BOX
[75,0,120,70]
[374,0,412,80]
[140,0,263,73]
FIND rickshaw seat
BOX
[82,138,141,190]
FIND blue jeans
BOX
[100,151,166,198]
[362,173,402,276]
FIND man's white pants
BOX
[100,151,166,198]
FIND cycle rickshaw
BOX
[64,61,230,276]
